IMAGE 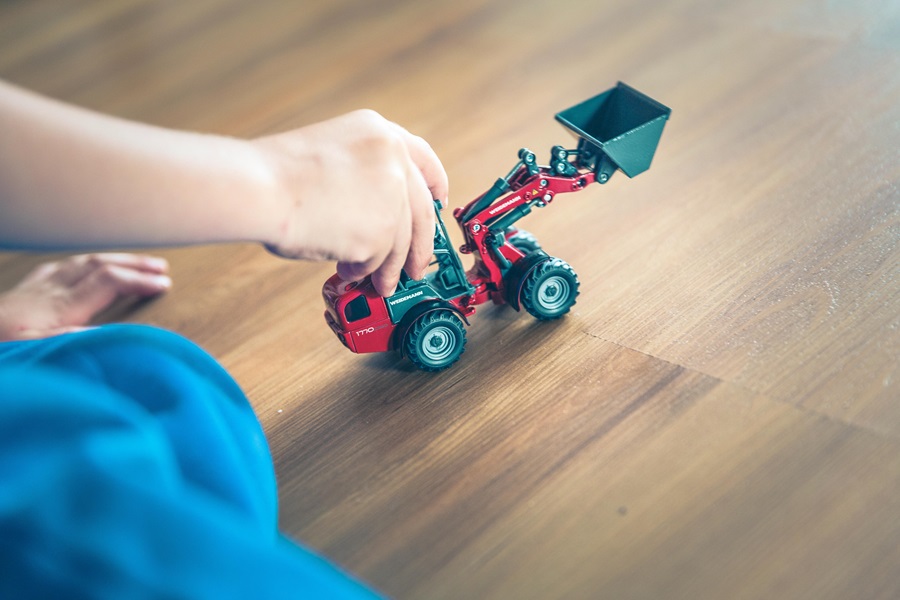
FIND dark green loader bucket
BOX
[556,82,671,180]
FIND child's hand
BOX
[0,253,171,341]
[255,110,448,297]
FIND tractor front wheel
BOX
[521,258,580,320]
[404,310,467,371]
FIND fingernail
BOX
[148,257,169,271]
[157,275,173,289]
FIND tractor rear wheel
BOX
[404,310,467,371]
[521,258,580,320]
[507,228,541,255]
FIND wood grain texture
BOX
[1,1,898,598]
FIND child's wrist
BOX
[209,134,292,248]
[247,135,312,254]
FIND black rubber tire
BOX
[404,310,467,371]
[507,228,542,254]
[521,258,580,320]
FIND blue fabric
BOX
[0,325,379,599]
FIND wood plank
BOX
[1,0,899,597]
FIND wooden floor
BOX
[2,1,899,598]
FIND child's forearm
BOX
[0,80,284,250]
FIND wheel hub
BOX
[537,276,570,311]
[422,326,455,361]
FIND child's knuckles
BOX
[342,243,374,266]
[85,253,106,269]
[92,263,127,287]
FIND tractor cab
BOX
[322,201,474,355]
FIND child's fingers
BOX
[392,123,449,206]
[67,263,171,325]
[371,194,414,297]
[402,162,436,281]
[336,260,374,284]
[336,216,405,290]
[96,253,169,273]
[334,216,397,285]
[76,263,172,298]
[51,253,169,286]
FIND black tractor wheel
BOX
[521,258,580,320]
[404,310,467,371]
[506,228,541,254]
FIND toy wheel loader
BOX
[322,83,671,371]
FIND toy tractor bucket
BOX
[555,82,670,181]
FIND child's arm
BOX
[0,80,447,297]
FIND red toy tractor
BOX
[322,83,670,370]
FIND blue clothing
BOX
[0,325,379,599]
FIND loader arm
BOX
[464,158,597,234]
[452,150,599,284]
